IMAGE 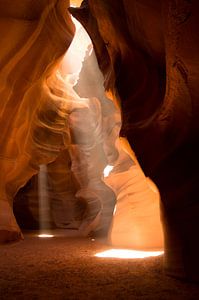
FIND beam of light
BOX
[38,234,54,238]
[103,165,114,177]
[95,249,164,259]
[38,165,51,233]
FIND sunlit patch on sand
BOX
[38,234,54,238]
[95,249,164,259]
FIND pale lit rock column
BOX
[67,79,116,235]
[105,139,164,250]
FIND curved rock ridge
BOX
[71,0,199,281]
[12,16,163,248]
[13,22,123,237]
[13,19,117,236]
[0,0,75,242]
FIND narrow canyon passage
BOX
[1,1,199,297]
[13,9,164,251]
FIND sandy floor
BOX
[0,231,199,300]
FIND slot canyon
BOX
[0,0,199,298]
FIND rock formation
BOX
[70,0,199,281]
[1,0,198,282]
[0,0,75,242]
[13,20,162,246]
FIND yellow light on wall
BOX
[70,0,82,7]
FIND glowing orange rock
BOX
[0,0,75,243]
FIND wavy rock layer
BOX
[12,16,163,249]
[71,0,199,281]
[0,0,75,242]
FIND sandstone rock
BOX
[0,0,75,242]
[71,0,199,281]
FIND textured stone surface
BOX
[0,0,75,242]
[70,0,199,281]
[12,19,163,249]
[1,0,198,282]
